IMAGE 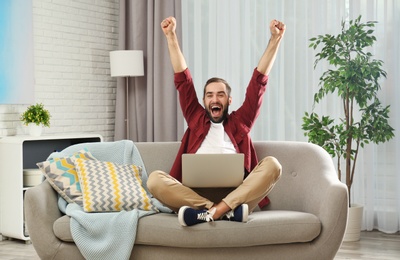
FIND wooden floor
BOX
[0,230,399,259]
[335,231,400,260]
[0,237,39,260]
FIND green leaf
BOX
[304,15,395,197]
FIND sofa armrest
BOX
[24,180,64,258]
[254,141,348,258]
[254,141,346,212]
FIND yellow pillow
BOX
[74,158,158,213]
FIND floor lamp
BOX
[110,50,144,139]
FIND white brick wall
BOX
[0,0,119,141]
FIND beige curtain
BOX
[114,0,184,142]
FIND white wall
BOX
[0,0,119,141]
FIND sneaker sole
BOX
[178,206,190,226]
[242,204,249,223]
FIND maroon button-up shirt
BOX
[170,68,269,185]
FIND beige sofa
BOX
[25,141,348,260]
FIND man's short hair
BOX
[203,78,232,98]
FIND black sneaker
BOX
[224,204,248,222]
[178,206,216,226]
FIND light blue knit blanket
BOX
[49,140,172,260]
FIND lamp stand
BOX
[125,77,130,140]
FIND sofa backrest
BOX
[135,142,181,175]
[135,141,340,213]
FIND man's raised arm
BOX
[257,20,286,76]
[161,17,187,73]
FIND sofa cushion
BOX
[53,210,321,247]
[37,149,97,207]
[74,159,158,212]
[135,211,321,247]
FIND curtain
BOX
[114,0,184,142]
[182,0,400,233]
[349,0,400,233]
[182,0,346,140]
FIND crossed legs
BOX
[147,156,282,218]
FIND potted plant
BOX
[20,103,51,136]
[302,16,394,241]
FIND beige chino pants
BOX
[147,156,282,213]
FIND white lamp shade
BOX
[110,50,144,77]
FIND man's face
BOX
[203,82,232,123]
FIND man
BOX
[148,16,285,226]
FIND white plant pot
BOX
[343,204,363,242]
[28,123,43,137]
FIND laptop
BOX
[181,153,245,188]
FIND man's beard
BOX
[206,105,229,123]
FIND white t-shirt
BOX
[196,122,236,154]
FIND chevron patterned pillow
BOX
[74,158,158,213]
[37,149,97,207]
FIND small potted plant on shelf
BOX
[302,16,394,241]
[20,103,51,136]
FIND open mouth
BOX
[207,102,227,123]
[210,105,222,116]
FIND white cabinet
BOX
[0,134,102,242]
